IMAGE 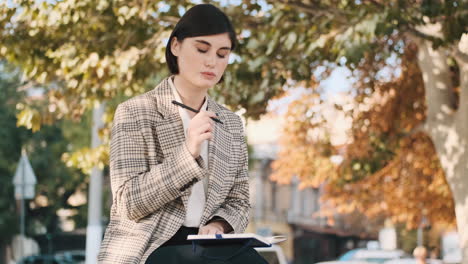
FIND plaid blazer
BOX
[97,77,251,263]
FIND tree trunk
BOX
[417,39,468,264]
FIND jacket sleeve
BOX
[110,103,208,222]
[209,116,251,233]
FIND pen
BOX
[171,100,224,124]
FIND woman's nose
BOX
[204,54,216,68]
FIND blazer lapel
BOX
[152,78,190,208]
[153,77,185,158]
[201,97,233,224]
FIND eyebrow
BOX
[195,40,231,51]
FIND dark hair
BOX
[165,4,237,75]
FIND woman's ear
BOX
[170,37,180,57]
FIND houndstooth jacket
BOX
[97,77,251,263]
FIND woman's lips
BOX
[201,72,216,79]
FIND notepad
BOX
[187,233,287,248]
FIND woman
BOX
[413,246,428,264]
[98,4,266,264]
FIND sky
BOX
[267,66,354,115]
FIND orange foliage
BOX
[324,132,455,229]
[270,93,339,188]
[271,39,456,228]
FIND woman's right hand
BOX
[186,110,217,158]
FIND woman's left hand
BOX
[198,222,225,235]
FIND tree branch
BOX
[274,0,351,23]
[406,26,445,44]
[363,0,385,8]
[160,15,179,25]
[452,46,468,65]
[17,80,39,92]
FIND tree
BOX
[273,45,455,227]
[0,62,22,261]
[1,0,467,261]
[0,61,94,259]
[0,0,288,171]
[0,0,283,119]
[263,0,467,261]
[26,116,92,234]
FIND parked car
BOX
[55,250,85,264]
[19,250,85,264]
[255,245,288,264]
[316,248,408,264]
[315,261,372,264]
[383,258,443,264]
[18,255,68,264]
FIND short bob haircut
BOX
[165,4,237,77]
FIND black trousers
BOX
[145,226,268,264]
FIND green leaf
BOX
[16,108,42,132]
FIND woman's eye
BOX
[197,48,228,59]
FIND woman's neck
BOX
[173,75,207,111]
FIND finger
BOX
[198,227,207,235]
[203,122,213,132]
[205,116,215,126]
[198,110,217,119]
[189,123,210,136]
[198,132,213,143]
[190,113,214,127]
[207,228,217,235]
[206,111,217,118]
[194,115,214,126]
[188,131,213,146]
[196,123,213,134]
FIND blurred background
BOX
[0,0,467,263]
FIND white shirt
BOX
[169,76,209,228]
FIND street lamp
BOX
[12,149,37,261]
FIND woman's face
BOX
[171,33,231,89]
